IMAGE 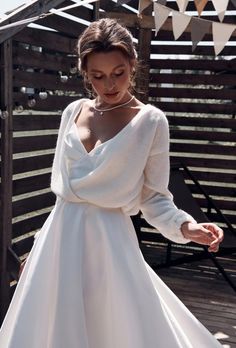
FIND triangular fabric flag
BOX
[194,0,208,16]
[190,17,211,51]
[172,10,191,40]
[212,22,236,55]
[138,0,152,16]
[176,0,189,12]
[154,3,172,36]
[211,0,229,22]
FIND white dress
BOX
[0,99,222,347]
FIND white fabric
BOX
[0,99,222,347]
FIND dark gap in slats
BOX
[12,192,56,218]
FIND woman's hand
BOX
[181,222,224,252]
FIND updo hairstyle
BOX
[77,18,138,95]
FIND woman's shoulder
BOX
[141,103,168,128]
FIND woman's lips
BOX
[104,92,119,98]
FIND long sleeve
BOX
[140,110,195,244]
[34,100,83,245]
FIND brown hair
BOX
[77,18,138,95]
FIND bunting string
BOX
[147,1,236,55]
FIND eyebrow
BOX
[89,64,126,73]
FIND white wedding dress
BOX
[0,99,222,347]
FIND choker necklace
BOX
[93,95,135,116]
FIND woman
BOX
[0,18,223,348]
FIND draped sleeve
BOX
[140,110,196,244]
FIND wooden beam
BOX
[0,39,13,324]
[0,0,66,44]
[135,6,152,103]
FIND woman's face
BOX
[86,50,133,105]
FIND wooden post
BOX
[93,0,100,20]
[136,7,152,104]
[0,39,13,324]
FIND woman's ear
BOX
[129,59,135,71]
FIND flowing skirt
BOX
[0,199,222,347]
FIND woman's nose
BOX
[104,77,115,90]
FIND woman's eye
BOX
[93,75,103,80]
[115,71,124,77]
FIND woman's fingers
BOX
[200,223,224,245]
[182,222,224,253]
[198,223,224,253]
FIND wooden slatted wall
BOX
[148,1,236,235]
[10,1,93,282]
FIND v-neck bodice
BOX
[72,103,150,155]
[51,99,161,211]
[51,98,195,242]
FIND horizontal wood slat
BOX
[182,171,236,184]
[13,93,78,111]
[151,44,235,56]
[196,198,236,212]
[149,87,236,101]
[14,27,77,54]
[13,70,83,91]
[13,135,57,154]
[189,184,236,198]
[168,116,236,129]
[13,46,78,73]
[170,156,236,170]
[170,142,234,156]
[12,236,34,258]
[13,154,54,174]
[150,73,236,86]
[155,102,236,115]
[13,114,61,131]
[205,213,236,225]
[12,212,50,239]
[170,129,236,142]
[151,59,236,72]
[12,192,55,218]
[151,30,236,42]
[13,173,51,196]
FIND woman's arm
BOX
[140,109,224,250]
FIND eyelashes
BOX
[92,71,124,80]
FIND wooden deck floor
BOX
[141,242,236,348]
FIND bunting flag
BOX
[212,22,235,55]
[190,17,211,51]
[175,0,189,12]
[194,0,208,16]
[172,10,191,40]
[231,0,236,8]
[138,0,152,16]
[154,3,172,35]
[153,1,236,56]
[211,0,229,22]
